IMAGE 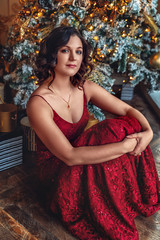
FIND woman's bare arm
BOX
[27,96,137,166]
[84,80,153,156]
[125,107,153,155]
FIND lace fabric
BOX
[36,95,160,240]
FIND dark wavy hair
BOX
[36,26,93,87]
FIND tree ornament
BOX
[117,5,127,15]
[101,16,108,23]
[128,21,140,37]
[106,2,114,10]
[38,23,55,39]
[83,16,91,24]
[110,6,118,26]
[37,9,46,18]
[57,0,73,6]
[127,53,141,63]
[124,0,132,3]
[151,36,158,44]
[20,17,32,39]
[72,0,91,10]
[31,5,39,11]
[143,12,158,36]
[19,0,33,5]
[149,51,160,69]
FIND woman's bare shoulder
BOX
[84,79,94,87]
[28,84,50,103]
[83,80,100,100]
[31,84,48,97]
[84,80,100,90]
[27,85,52,115]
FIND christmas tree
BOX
[2,0,160,120]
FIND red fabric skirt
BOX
[37,116,160,240]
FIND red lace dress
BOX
[36,94,160,240]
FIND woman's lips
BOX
[66,64,77,68]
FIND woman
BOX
[27,26,160,240]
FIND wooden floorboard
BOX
[0,207,38,240]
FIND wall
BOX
[0,0,21,45]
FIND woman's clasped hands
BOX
[126,129,153,156]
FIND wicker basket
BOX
[20,116,37,151]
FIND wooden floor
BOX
[0,89,160,240]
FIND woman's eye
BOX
[76,50,82,55]
[61,49,69,53]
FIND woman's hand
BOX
[122,137,138,154]
[126,129,153,156]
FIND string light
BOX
[97,48,101,55]
[106,3,114,10]
[100,54,105,58]
[34,80,38,85]
[37,12,43,17]
[152,36,158,43]
[88,25,94,31]
[93,36,99,41]
[102,16,108,22]
[129,76,135,81]
[145,28,150,32]
[26,10,31,15]
[121,31,127,37]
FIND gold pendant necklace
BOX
[49,86,71,109]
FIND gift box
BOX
[0,128,23,171]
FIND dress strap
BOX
[30,94,54,111]
[30,90,87,112]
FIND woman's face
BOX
[54,35,83,78]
